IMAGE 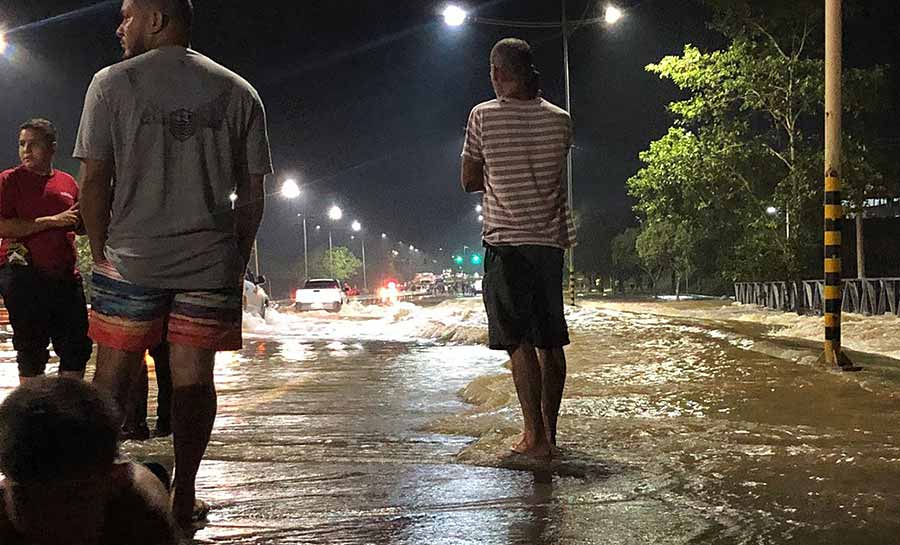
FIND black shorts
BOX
[482,243,570,351]
[0,266,92,377]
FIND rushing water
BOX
[1,298,899,544]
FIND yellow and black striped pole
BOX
[823,0,857,370]
[824,175,852,367]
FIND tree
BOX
[308,246,361,282]
[635,220,676,296]
[628,3,888,289]
[610,227,643,292]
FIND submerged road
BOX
[2,299,900,544]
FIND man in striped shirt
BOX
[461,38,575,459]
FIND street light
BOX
[443,5,467,27]
[604,5,623,25]
[281,179,307,280]
[381,233,387,239]
[327,205,342,278]
[475,204,483,213]
[352,220,367,291]
[281,178,300,199]
[766,206,790,238]
[0,33,7,55]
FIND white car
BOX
[295,278,346,313]
[243,274,270,319]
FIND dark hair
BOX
[491,38,542,98]
[0,378,120,484]
[18,118,57,146]
[141,0,193,30]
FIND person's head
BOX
[17,118,56,175]
[0,378,120,542]
[490,38,541,100]
[117,0,193,60]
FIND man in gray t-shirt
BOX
[73,0,271,531]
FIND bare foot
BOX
[171,485,206,531]
[511,434,552,458]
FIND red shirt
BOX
[0,165,79,278]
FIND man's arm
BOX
[461,156,485,193]
[235,174,266,271]
[78,159,115,264]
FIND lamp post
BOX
[328,205,342,278]
[766,206,790,239]
[352,220,367,292]
[443,2,623,306]
[281,178,307,280]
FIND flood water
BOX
[1,298,900,544]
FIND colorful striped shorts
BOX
[89,261,243,352]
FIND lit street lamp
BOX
[0,33,7,55]
[765,206,790,239]
[281,179,308,280]
[443,2,623,306]
[443,5,467,27]
[604,5,623,25]
[352,220,367,291]
[281,178,300,199]
[328,205,342,278]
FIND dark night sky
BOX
[0,0,897,284]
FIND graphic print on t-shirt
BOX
[138,89,232,142]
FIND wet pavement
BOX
[1,299,900,544]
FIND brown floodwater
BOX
[0,299,898,544]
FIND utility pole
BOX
[302,215,309,281]
[361,235,367,292]
[562,0,577,307]
[823,0,857,370]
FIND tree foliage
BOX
[625,3,891,289]
[308,246,361,281]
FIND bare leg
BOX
[169,343,217,529]
[508,343,551,458]
[537,347,566,447]
[92,345,146,425]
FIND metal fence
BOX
[734,278,900,316]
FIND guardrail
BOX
[734,278,900,316]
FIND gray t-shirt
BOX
[74,46,273,290]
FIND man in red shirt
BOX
[0,119,92,383]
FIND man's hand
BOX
[48,203,81,230]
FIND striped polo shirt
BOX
[462,96,575,249]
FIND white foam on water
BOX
[584,300,900,361]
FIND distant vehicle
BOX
[295,278,345,312]
[378,281,400,305]
[243,273,270,319]
[472,278,483,294]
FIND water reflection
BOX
[2,300,900,544]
